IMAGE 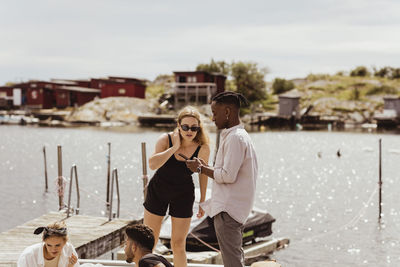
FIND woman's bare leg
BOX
[170,216,191,267]
[143,209,164,249]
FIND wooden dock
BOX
[115,237,289,265]
[137,114,176,126]
[0,212,130,267]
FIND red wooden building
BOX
[24,81,55,109]
[172,71,226,107]
[91,76,146,99]
[0,86,13,98]
[3,75,146,109]
[0,86,13,108]
[54,86,101,108]
[174,71,226,94]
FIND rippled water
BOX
[1,125,400,266]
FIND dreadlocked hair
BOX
[212,91,250,108]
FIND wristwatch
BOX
[196,165,202,173]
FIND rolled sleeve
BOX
[214,135,246,184]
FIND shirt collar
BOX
[220,124,244,138]
[37,243,45,265]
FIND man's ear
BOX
[225,106,231,118]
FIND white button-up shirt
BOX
[17,242,79,267]
[201,124,258,224]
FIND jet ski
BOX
[159,190,275,252]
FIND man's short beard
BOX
[125,242,134,263]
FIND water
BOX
[1,125,400,266]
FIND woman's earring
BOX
[226,116,229,120]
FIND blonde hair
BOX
[176,106,210,146]
[43,221,68,242]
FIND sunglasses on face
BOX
[180,124,200,132]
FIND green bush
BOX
[374,66,391,78]
[272,78,295,94]
[373,66,400,79]
[392,68,400,79]
[306,73,331,81]
[350,66,370,77]
[366,85,397,95]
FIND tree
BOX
[374,66,391,78]
[196,59,268,102]
[196,59,230,76]
[272,78,295,95]
[230,61,268,102]
[350,66,370,77]
[392,68,400,79]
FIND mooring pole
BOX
[43,146,48,192]
[106,142,111,209]
[141,142,148,200]
[57,145,63,210]
[379,138,382,221]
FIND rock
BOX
[66,97,157,123]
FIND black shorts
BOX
[143,177,195,218]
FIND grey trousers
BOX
[214,212,245,267]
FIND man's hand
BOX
[197,206,205,218]
[185,158,201,173]
[198,157,207,166]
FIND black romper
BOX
[143,134,201,218]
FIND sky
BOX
[1,0,400,85]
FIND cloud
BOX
[0,0,399,84]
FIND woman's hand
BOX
[171,129,181,151]
[68,254,77,267]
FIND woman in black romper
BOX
[144,106,210,267]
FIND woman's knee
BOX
[170,237,186,251]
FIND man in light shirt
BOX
[186,91,258,267]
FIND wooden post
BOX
[106,142,111,209]
[57,145,63,210]
[379,138,382,220]
[141,142,148,200]
[43,146,48,192]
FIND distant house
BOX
[383,96,400,117]
[278,91,301,118]
[91,76,146,99]
[2,75,146,109]
[9,80,100,109]
[0,86,13,108]
[54,86,100,108]
[7,83,30,106]
[374,96,400,128]
[24,81,56,109]
[171,71,226,108]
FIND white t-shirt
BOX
[44,254,60,267]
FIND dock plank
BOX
[0,212,131,266]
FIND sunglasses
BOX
[180,124,200,132]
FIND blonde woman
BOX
[18,221,79,267]
[144,106,210,267]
